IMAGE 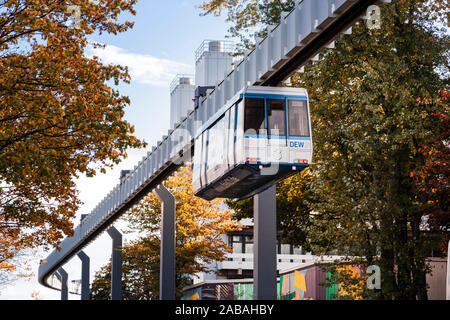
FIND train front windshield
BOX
[244,98,265,132]
[193,87,312,201]
[244,97,309,138]
[288,100,309,137]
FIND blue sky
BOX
[0,0,233,300]
[89,0,232,146]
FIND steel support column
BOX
[153,184,176,300]
[57,268,68,300]
[77,251,90,300]
[107,226,122,300]
[253,184,277,300]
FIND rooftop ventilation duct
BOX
[170,74,195,129]
[195,40,233,88]
[208,40,224,52]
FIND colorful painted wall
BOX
[279,266,339,300]
[182,264,350,300]
[182,260,446,300]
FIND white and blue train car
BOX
[193,86,313,200]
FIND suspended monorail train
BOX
[193,86,313,200]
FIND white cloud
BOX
[88,44,193,87]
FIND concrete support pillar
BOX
[107,226,122,300]
[57,268,69,300]
[77,251,90,300]
[153,184,176,300]
[253,185,277,300]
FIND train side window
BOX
[193,135,202,182]
[222,111,230,168]
[288,100,310,137]
[267,99,286,136]
[201,130,208,185]
[235,100,245,163]
[227,106,236,168]
[205,113,228,176]
[244,98,265,133]
[206,125,218,170]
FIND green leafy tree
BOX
[296,1,448,300]
[199,0,295,55]
[202,0,449,299]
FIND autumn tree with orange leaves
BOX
[90,166,241,300]
[412,90,450,253]
[0,0,145,275]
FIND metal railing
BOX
[194,40,234,63]
[169,74,195,94]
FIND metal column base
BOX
[154,184,176,300]
[57,268,68,300]
[107,226,122,300]
[77,251,90,300]
[253,185,277,300]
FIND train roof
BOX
[196,86,308,138]
[245,86,308,96]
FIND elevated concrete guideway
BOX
[39,0,390,291]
